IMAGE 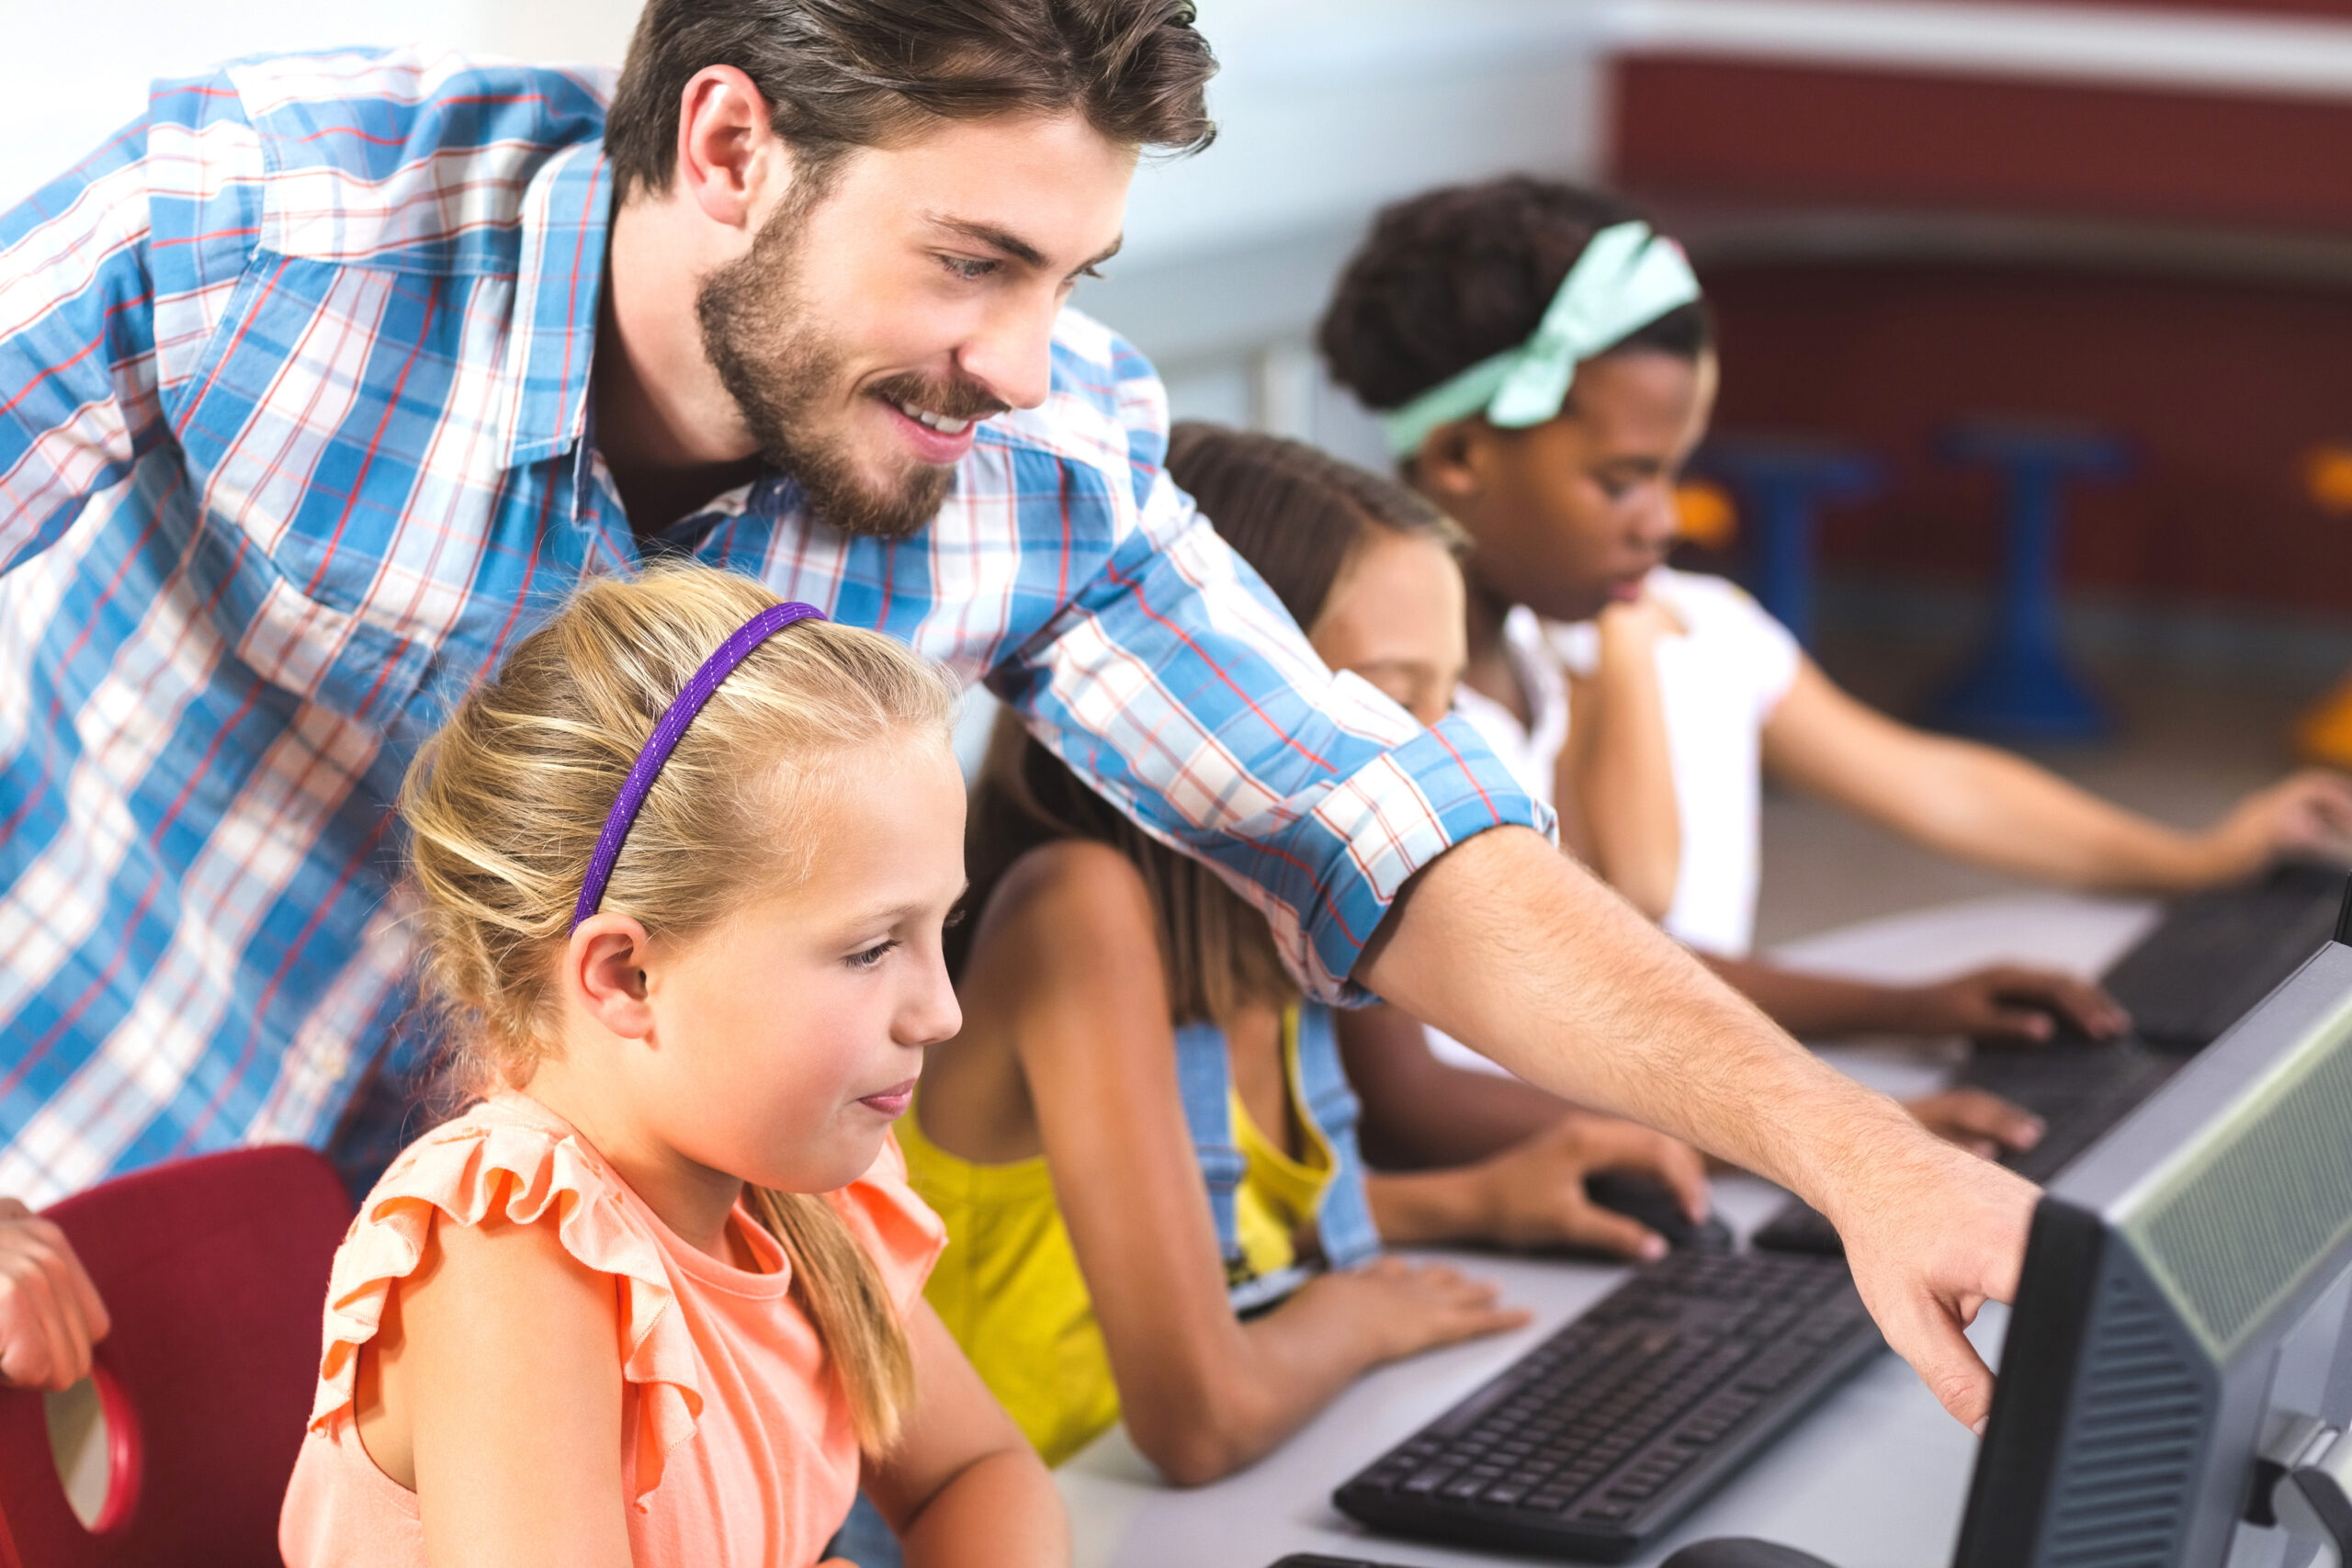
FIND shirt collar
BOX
[504,141,615,469]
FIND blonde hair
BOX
[400,562,957,1452]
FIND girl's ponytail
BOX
[752,1188,917,1452]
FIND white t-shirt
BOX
[1549,568,1803,960]
[1451,605,1568,808]
[1420,570,1802,1076]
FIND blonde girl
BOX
[278,565,1066,1567]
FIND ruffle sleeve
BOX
[825,1131,947,1317]
[306,1106,704,1508]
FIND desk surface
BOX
[1053,891,2162,1568]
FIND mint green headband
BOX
[1379,220,1703,460]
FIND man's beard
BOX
[696,203,1007,540]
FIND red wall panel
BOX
[2021,0,2352,14]
[1702,261,2352,612]
[1613,56,2352,232]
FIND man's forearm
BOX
[1355,827,1917,1208]
[1356,829,2041,1434]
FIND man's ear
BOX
[567,914,660,1041]
[673,63,786,231]
[1415,420,1487,502]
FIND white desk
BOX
[1054,892,2163,1568]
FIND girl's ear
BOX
[1415,420,1487,502]
[567,914,659,1041]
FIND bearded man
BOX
[0,0,2032,1438]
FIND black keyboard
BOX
[1955,1038,2184,1180]
[2101,860,2343,1050]
[1332,1250,1882,1562]
[1753,1038,2187,1257]
[1748,865,2346,1258]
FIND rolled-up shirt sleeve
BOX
[993,459,1555,1003]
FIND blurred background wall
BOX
[0,0,1614,470]
[6,0,2352,665]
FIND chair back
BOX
[0,1146,352,1566]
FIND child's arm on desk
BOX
[969,841,1522,1486]
[1762,658,2352,892]
[1700,954,2125,1043]
[1338,1004,1708,1255]
[1557,620,2131,1043]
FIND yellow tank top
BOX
[901,1007,1334,1466]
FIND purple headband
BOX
[571,602,829,931]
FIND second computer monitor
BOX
[1953,938,2352,1568]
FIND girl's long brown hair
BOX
[956,423,1465,1020]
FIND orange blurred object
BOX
[1674,479,1737,548]
[2295,443,2352,766]
[2306,444,2352,514]
[2296,675,2352,771]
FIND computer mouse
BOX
[1749,1197,1845,1258]
[1584,1169,1734,1253]
[1660,1537,1841,1568]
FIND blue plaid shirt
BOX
[0,49,1544,1203]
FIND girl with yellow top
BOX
[906,425,1712,1483]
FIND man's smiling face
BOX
[696,111,1135,537]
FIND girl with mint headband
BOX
[1319,179,2352,1164]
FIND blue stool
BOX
[1692,438,1883,648]
[1926,423,2131,742]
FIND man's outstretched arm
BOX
[1357,826,2038,1433]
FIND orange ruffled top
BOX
[278,1093,944,1568]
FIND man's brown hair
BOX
[605,0,1218,198]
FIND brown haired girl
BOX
[904,425,1710,1484]
[278,565,1066,1567]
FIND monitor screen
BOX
[1953,940,2352,1568]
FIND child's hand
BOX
[1464,1112,1711,1258]
[1306,1256,1529,1368]
[0,1198,108,1392]
[1594,592,1684,651]
[2200,769,2352,883]
[1900,1088,2045,1161]
[1888,964,2126,1043]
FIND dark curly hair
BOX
[606,0,1218,199]
[1317,175,1712,417]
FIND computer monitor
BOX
[1953,935,2352,1568]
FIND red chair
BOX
[0,1146,354,1566]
